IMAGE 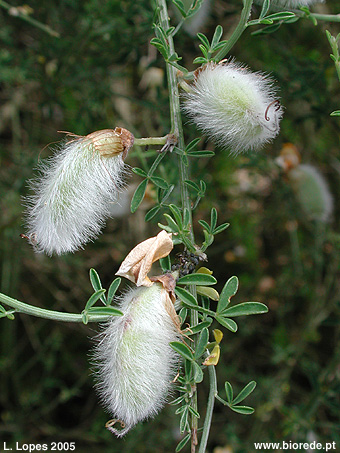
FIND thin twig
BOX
[0,292,111,323]
[214,0,253,62]
[0,0,60,38]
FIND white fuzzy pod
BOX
[183,62,283,154]
[92,283,179,437]
[24,128,134,255]
[288,164,333,222]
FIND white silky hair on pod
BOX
[24,130,130,256]
[254,0,324,9]
[92,283,179,437]
[183,62,283,154]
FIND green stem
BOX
[0,292,110,323]
[302,12,340,23]
[156,1,199,450]
[214,0,253,62]
[133,136,168,146]
[0,0,60,38]
[198,364,217,453]
[157,1,193,237]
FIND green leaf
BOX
[177,273,217,286]
[259,0,271,19]
[159,255,172,272]
[82,311,89,325]
[187,319,213,334]
[225,381,233,404]
[179,406,189,433]
[145,205,161,222]
[192,361,204,383]
[132,167,147,177]
[170,341,194,361]
[199,44,209,59]
[150,176,168,189]
[232,381,257,406]
[183,207,190,228]
[131,179,148,213]
[213,223,230,235]
[169,204,183,228]
[170,396,185,406]
[185,138,201,153]
[150,38,168,58]
[200,180,206,194]
[175,433,191,452]
[252,23,281,35]
[158,222,174,234]
[89,269,106,304]
[175,287,199,308]
[172,0,187,17]
[0,309,15,320]
[193,56,208,65]
[107,278,121,305]
[211,25,223,49]
[166,26,175,37]
[185,137,201,153]
[210,208,217,231]
[284,15,300,24]
[188,405,200,418]
[196,286,219,301]
[85,289,107,310]
[187,0,204,17]
[185,180,200,192]
[179,307,188,324]
[222,302,268,317]
[215,316,238,333]
[217,276,239,313]
[168,52,182,62]
[330,110,340,116]
[211,40,227,51]
[195,327,209,359]
[259,18,273,25]
[198,219,211,232]
[176,405,188,415]
[230,405,255,415]
[87,306,123,316]
[163,213,180,233]
[184,358,192,378]
[158,184,175,203]
[265,11,296,21]
[197,32,210,49]
[187,150,215,157]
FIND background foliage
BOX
[0,0,339,451]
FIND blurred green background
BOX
[0,0,339,452]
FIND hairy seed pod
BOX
[288,164,333,223]
[183,61,283,154]
[24,127,134,255]
[92,283,180,437]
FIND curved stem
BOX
[198,364,217,453]
[0,292,110,323]
[214,0,253,62]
